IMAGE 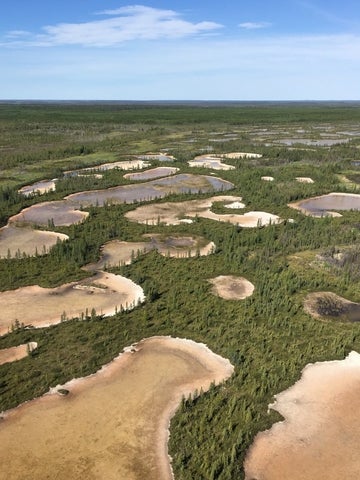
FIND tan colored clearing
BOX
[189,155,235,171]
[0,342,37,365]
[224,201,245,209]
[124,166,179,181]
[220,152,262,159]
[261,176,274,182]
[65,159,151,175]
[86,235,216,271]
[304,291,360,322]
[0,225,68,258]
[18,179,56,196]
[0,336,233,480]
[244,351,360,480]
[0,272,145,336]
[296,176,314,183]
[209,275,254,300]
[125,195,281,227]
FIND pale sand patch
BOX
[0,342,37,365]
[261,176,274,182]
[86,236,216,271]
[189,155,235,171]
[219,152,263,159]
[124,167,179,181]
[244,351,360,480]
[0,336,233,480]
[0,272,145,336]
[209,275,254,300]
[125,196,280,228]
[124,195,244,225]
[0,225,68,258]
[296,177,314,183]
[65,159,151,175]
[18,179,57,196]
[224,201,246,209]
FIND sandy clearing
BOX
[18,179,57,197]
[209,275,254,300]
[219,152,263,159]
[296,177,314,183]
[86,235,216,271]
[124,167,179,181]
[0,336,233,480]
[0,225,68,258]
[0,272,145,336]
[0,342,37,365]
[189,155,235,171]
[125,196,280,227]
[224,201,246,209]
[65,159,151,175]
[304,291,360,322]
[124,195,243,225]
[244,351,360,480]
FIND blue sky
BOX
[1,1,359,100]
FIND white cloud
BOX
[2,5,222,47]
[5,30,31,38]
[239,22,271,30]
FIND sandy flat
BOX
[304,291,360,322]
[189,155,235,171]
[65,159,151,175]
[244,351,360,480]
[18,179,57,196]
[209,275,254,300]
[86,236,216,271]
[296,177,314,183]
[124,167,179,181]
[9,201,89,227]
[219,152,263,159]
[125,196,280,227]
[0,342,37,365]
[0,225,68,258]
[0,272,145,336]
[0,336,233,480]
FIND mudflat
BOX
[0,336,233,480]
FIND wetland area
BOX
[1,102,360,479]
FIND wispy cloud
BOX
[238,22,271,30]
[2,5,222,47]
[296,1,358,27]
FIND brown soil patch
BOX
[304,291,360,322]
[0,272,145,336]
[0,225,68,258]
[0,342,37,365]
[18,180,56,196]
[0,336,233,480]
[208,275,254,300]
[244,351,360,480]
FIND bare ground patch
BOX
[208,275,255,300]
[304,291,360,322]
[0,336,233,480]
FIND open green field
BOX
[1,102,360,479]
